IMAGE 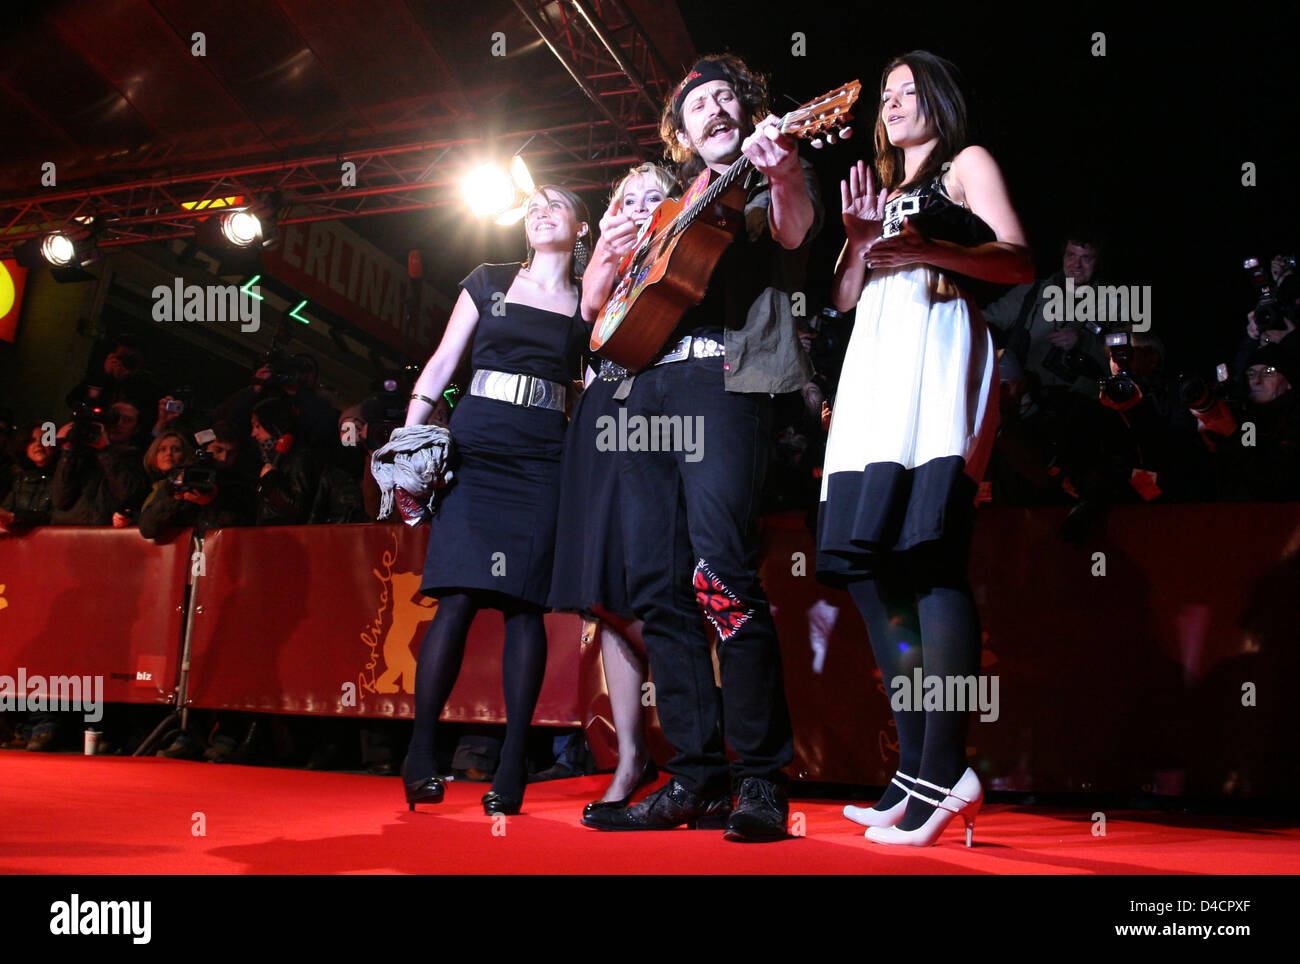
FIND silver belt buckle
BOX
[692,336,722,358]
[657,335,691,365]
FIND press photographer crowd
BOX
[2,232,1297,777]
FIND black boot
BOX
[723,777,789,842]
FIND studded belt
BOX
[470,369,567,411]
[652,334,726,366]
[597,357,630,381]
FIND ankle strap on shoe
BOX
[890,772,916,792]
[907,775,974,813]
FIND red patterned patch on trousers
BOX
[693,559,752,643]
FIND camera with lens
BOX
[171,429,218,494]
[1100,331,1138,405]
[359,374,409,451]
[1244,256,1292,331]
[1181,364,1239,437]
[1043,321,1105,384]
[254,348,309,389]
[65,384,119,446]
[1179,364,1236,412]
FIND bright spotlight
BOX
[461,165,516,218]
[40,233,76,267]
[220,210,262,247]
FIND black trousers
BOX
[617,355,793,795]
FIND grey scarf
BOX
[369,425,455,525]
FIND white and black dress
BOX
[816,172,999,585]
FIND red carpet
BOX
[3,754,1298,875]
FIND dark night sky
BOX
[663,2,1300,378]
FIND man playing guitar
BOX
[581,54,822,841]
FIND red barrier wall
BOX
[183,525,585,725]
[763,503,1300,795]
[0,526,189,704]
[4,505,1296,798]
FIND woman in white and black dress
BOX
[402,185,591,816]
[817,51,1033,846]
[549,163,675,819]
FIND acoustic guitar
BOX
[590,80,861,372]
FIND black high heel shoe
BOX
[482,789,521,816]
[401,760,445,811]
[582,758,658,818]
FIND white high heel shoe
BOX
[864,768,983,847]
[843,772,916,828]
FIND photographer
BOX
[137,429,256,542]
[0,424,57,531]
[983,232,1113,410]
[1196,343,1300,501]
[1051,333,1209,529]
[69,335,159,414]
[1232,253,1299,377]
[211,348,339,460]
[309,413,368,524]
[50,398,150,526]
[249,395,318,525]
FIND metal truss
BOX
[512,0,674,159]
[0,0,678,259]
[0,116,650,257]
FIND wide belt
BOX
[470,369,567,411]
[652,334,726,366]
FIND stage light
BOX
[462,164,518,219]
[40,233,76,267]
[220,210,262,247]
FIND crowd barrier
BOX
[183,525,585,725]
[0,526,188,705]
[2,504,1296,795]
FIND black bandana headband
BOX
[673,59,732,115]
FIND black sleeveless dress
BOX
[420,263,588,608]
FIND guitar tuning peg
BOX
[810,137,824,149]
[825,132,836,145]
[840,126,853,139]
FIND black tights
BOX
[403,591,549,802]
[846,548,981,830]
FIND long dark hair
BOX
[874,51,970,193]
[660,53,769,183]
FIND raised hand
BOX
[595,192,641,263]
[842,160,886,252]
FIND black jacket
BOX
[255,445,319,525]
[137,466,257,542]
[1,458,56,527]
[50,444,149,525]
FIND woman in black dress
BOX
[402,185,591,815]
[549,163,675,818]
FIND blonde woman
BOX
[548,163,675,820]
